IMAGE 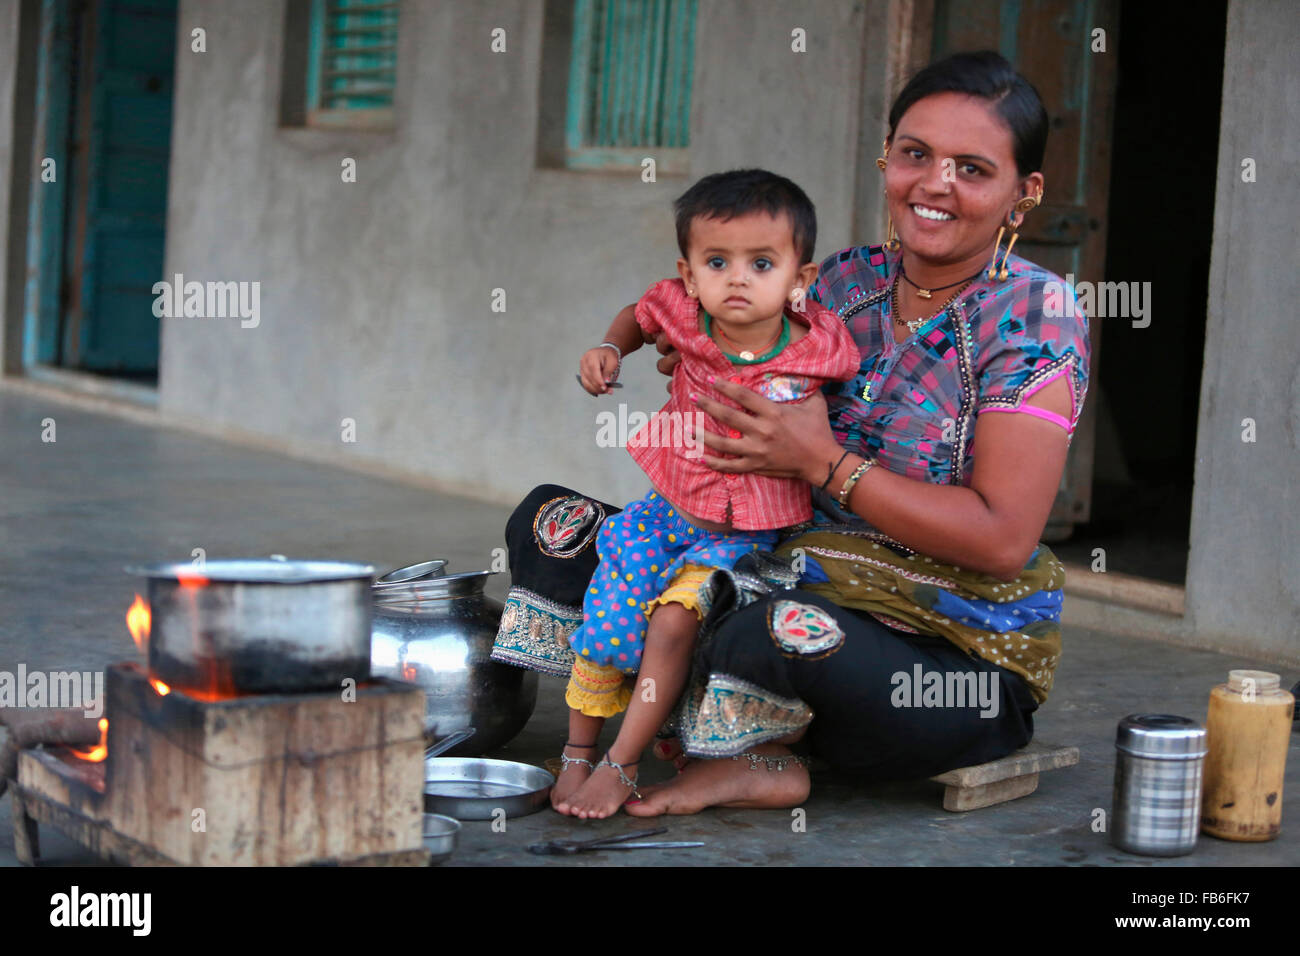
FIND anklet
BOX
[730,752,808,772]
[596,754,642,800]
[559,754,596,772]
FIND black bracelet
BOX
[820,449,851,491]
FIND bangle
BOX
[820,449,851,492]
[596,341,622,380]
[837,458,874,509]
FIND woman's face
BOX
[885,91,1043,267]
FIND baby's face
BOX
[677,212,813,329]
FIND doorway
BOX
[925,0,1223,586]
[1049,0,1225,584]
[23,0,177,385]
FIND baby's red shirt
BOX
[629,278,860,530]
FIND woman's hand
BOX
[690,378,841,484]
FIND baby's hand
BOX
[578,346,620,395]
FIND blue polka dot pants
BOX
[569,489,779,673]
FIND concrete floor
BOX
[1,386,1297,867]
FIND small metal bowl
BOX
[374,560,448,588]
[422,813,461,865]
[424,757,554,820]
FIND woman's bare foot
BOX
[551,744,598,814]
[565,757,640,819]
[624,743,809,816]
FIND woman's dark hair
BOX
[888,51,1049,177]
[673,169,817,264]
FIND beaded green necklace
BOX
[702,310,791,365]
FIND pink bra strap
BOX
[979,405,1073,433]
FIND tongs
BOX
[527,826,703,855]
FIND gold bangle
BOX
[837,458,874,509]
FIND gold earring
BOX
[876,137,889,171]
[882,188,901,253]
[985,189,1042,280]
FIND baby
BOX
[557,168,859,818]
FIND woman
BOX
[492,51,1089,816]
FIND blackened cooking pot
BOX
[127,558,375,696]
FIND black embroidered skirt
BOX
[490,484,1038,780]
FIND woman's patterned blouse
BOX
[808,244,1091,489]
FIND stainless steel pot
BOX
[127,558,375,696]
[371,561,537,756]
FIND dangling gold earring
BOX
[985,189,1042,281]
[878,140,900,252]
[884,209,901,253]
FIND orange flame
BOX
[72,718,108,762]
[401,662,418,682]
[150,677,171,696]
[176,570,209,589]
[126,595,151,652]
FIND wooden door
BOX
[917,0,1119,537]
[61,0,175,376]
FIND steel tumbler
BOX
[1112,714,1207,856]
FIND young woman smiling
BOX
[493,52,1090,815]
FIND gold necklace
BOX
[891,274,976,333]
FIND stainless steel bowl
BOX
[422,813,461,865]
[424,757,554,820]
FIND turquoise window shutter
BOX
[567,0,696,169]
[307,0,399,117]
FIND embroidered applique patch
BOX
[758,374,815,403]
[533,495,605,558]
[769,600,845,657]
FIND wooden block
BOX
[943,772,1039,811]
[930,740,1079,788]
[17,663,428,866]
[12,793,40,865]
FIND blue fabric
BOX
[569,489,778,672]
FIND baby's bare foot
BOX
[567,758,640,820]
[551,745,598,814]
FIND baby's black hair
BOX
[889,51,1049,177]
[673,169,817,265]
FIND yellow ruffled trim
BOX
[565,655,633,717]
[645,565,712,620]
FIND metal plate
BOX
[423,757,554,820]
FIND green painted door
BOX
[52,0,176,377]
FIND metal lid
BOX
[374,560,448,588]
[127,558,376,584]
[1115,714,1207,759]
[372,569,496,606]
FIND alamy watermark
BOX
[1044,273,1150,328]
[0,665,104,717]
[890,664,1000,718]
[596,404,706,459]
[152,273,260,328]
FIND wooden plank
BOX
[12,793,40,865]
[943,772,1040,811]
[930,741,1078,788]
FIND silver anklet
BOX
[596,754,642,800]
[731,752,808,772]
[559,754,595,772]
